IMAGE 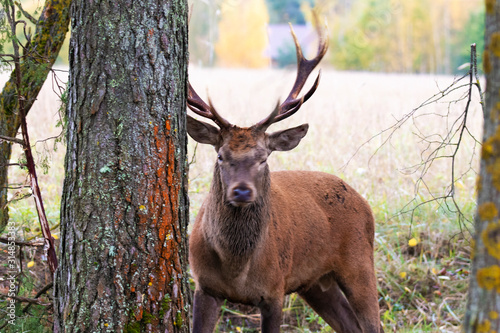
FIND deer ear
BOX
[187,115,221,146]
[267,124,309,152]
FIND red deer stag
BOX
[187,24,383,333]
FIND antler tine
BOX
[284,21,327,101]
[187,81,231,129]
[255,14,328,130]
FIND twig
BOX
[0,237,45,247]
[471,43,485,111]
[0,294,51,306]
[6,0,58,275]
[0,134,25,145]
[3,184,30,190]
[189,142,198,166]
[6,192,32,204]
[345,44,482,233]
[14,1,37,25]
[23,282,53,313]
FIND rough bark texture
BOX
[0,0,71,232]
[464,1,500,332]
[53,0,190,332]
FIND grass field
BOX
[2,67,482,332]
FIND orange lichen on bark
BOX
[486,0,496,15]
[477,265,500,292]
[492,32,500,58]
[128,117,186,329]
[492,103,500,122]
[479,202,499,221]
[481,126,500,160]
[477,318,492,333]
[482,220,500,260]
[484,50,492,74]
[150,119,185,322]
[486,159,500,191]
[482,124,500,191]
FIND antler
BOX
[187,82,232,129]
[255,17,328,131]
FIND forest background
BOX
[190,0,483,74]
[4,0,485,73]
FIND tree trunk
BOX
[464,2,500,331]
[0,0,71,232]
[53,0,190,332]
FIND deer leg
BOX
[299,279,363,333]
[336,262,383,333]
[259,298,283,333]
[192,289,222,333]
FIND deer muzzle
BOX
[228,183,256,207]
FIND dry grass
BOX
[2,67,482,332]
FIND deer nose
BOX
[232,186,252,202]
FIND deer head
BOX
[187,24,328,208]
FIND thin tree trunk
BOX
[53,0,190,332]
[0,0,71,231]
[464,1,500,331]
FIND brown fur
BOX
[188,124,383,333]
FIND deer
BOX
[186,23,383,333]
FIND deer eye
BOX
[217,154,223,162]
[260,159,267,165]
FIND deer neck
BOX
[204,163,271,260]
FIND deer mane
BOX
[205,162,272,257]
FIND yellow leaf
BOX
[399,272,407,279]
[432,267,437,275]
[408,238,418,247]
[27,261,35,268]
[489,311,499,320]
[52,234,59,240]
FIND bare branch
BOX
[0,294,51,306]
[14,1,37,25]
[0,237,45,247]
[345,44,482,232]
[0,134,25,145]
[4,0,58,274]
[23,282,53,313]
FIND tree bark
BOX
[464,1,500,332]
[0,0,71,232]
[53,0,190,332]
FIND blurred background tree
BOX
[321,0,483,73]
[215,0,270,67]
[266,0,314,24]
